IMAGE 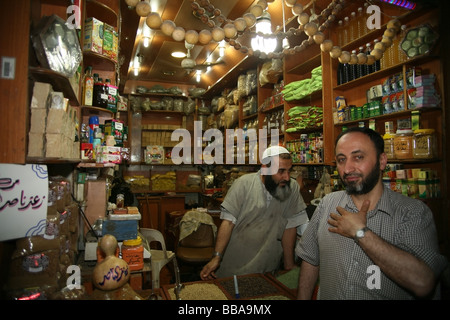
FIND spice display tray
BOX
[161,273,296,300]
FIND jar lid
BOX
[396,129,413,134]
[414,129,435,134]
[383,133,395,139]
[123,236,142,246]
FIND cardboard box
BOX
[81,143,93,160]
[83,17,103,54]
[46,108,67,134]
[29,108,47,133]
[27,132,45,157]
[103,23,114,59]
[104,119,124,140]
[30,82,53,109]
[112,30,119,62]
[45,133,63,158]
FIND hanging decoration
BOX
[124,0,404,66]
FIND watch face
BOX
[356,230,364,238]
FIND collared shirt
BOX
[216,171,309,278]
[296,187,448,300]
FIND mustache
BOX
[343,173,362,179]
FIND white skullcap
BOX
[261,145,290,161]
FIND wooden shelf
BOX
[29,67,80,106]
[85,0,119,28]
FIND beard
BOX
[264,175,292,201]
[341,159,381,195]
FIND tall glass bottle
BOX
[337,20,344,46]
[83,66,94,106]
[365,43,375,74]
[363,2,370,35]
[358,46,368,77]
[349,12,357,42]
[373,39,381,72]
[343,17,350,46]
[356,7,364,38]
[351,50,360,80]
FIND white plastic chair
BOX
[140,228,182,299]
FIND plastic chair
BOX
[140,228,182,299]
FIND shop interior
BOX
[0,0,449,300]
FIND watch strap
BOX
[354,226,370,244]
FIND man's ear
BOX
[379,152,388,171]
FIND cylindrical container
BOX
[89,116,99,144]
[116,194,124,208]
[413,129,437,159]
[383,132,396,160]
[394,129,413,159]
[121,237,144,271]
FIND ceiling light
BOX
[196,70,201,83]
[172,51,186,58]
[219,40,226,58]
[251,11,277,54]
[377,0,416,9]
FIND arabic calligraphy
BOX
[0,178,46,211]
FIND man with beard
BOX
[200,146,309,280]
[296,127,448,299]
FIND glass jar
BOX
[383,132,396,160]
[116,193,124,208]
[394,129,413,159]
[413,129,437,159]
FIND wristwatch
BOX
[354,227,370,244]
[212,251,222,259]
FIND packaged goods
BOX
[103,23,114,59]
[413,129,437,159]
[84,17,103,54]
[394,129,414,159]
[145,145,164,164]
[121,237,144,271]
[31,15,82,78]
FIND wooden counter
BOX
[161,273,296,300]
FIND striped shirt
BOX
[296,187,448,300]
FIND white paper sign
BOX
[0,164,48,241]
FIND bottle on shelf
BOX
[358,46,368,77]
[373,39,381,72]
[365,43,375,74]
[83,66,94,106]
[349,12,357,42]
[363,2,370,35]
[337,20,344,46]
[343,17,350,45]
[356,7,364,38]
[351,50,360,81]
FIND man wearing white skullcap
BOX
[200,145,309,279]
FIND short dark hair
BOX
[335,127,384,158]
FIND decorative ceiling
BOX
[118,0,301,96]
[117,0,437,96]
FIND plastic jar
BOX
[394,129,413,159]
[383,132,396,160]
[413,129,437,159]
[121,236,144,271]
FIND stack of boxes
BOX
[83,17,118,62]
[27,82,79,159]
[5,177,80,300]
